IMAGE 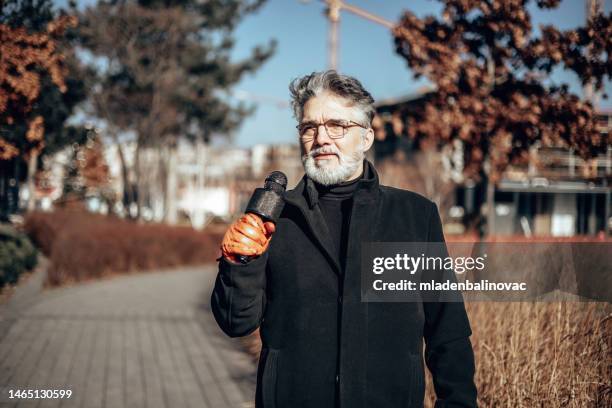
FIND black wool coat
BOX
[211,160,477,408]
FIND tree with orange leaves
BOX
[393,0,610,181]
[391,0,611,232]
[0,14,76,160]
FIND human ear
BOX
[362,127,374,152]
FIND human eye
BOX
[325,119,347,136]
[299,123,316,136]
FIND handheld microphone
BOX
[237,171,287,263]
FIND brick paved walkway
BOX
[0,265,255,408]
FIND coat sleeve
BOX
[423,201,478,408]
[210,252,268,338]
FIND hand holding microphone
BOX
[221,213,275,263]
[221,171,287,264]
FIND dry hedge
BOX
[24,210,223,286]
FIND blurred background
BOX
[0,1,611,407]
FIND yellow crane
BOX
[301,0,395,70]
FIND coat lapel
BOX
[346,160,381,259]
[284,177,342,275]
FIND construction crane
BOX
[301,0,395,70]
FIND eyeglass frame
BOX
[296,119,368,142]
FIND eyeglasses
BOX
[296,119,367,142]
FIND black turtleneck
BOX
[314,164,366,273]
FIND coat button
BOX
[335,374,339,384]
[338,295,343,304]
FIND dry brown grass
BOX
[422,302,612,407]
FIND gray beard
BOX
[301,145,365,186]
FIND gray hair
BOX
[289,70,376,126]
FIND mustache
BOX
[309,146,341,157]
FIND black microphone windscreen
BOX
[264,171,288,194]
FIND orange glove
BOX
[221,213,276,263]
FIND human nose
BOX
[313,123,332,145]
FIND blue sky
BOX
[57,0,611,147]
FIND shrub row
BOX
[0,224,38,288]
[24,210,223,286]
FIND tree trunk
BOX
[164,144,178,225]
[424,149,437,206]
[486,175,495,237]
[135,142,143,220]
[26,150,38,211]
[110,131,133,213]
[192,139,207,230]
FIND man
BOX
[211,71,477,408]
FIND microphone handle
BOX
[236,211,272,264]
